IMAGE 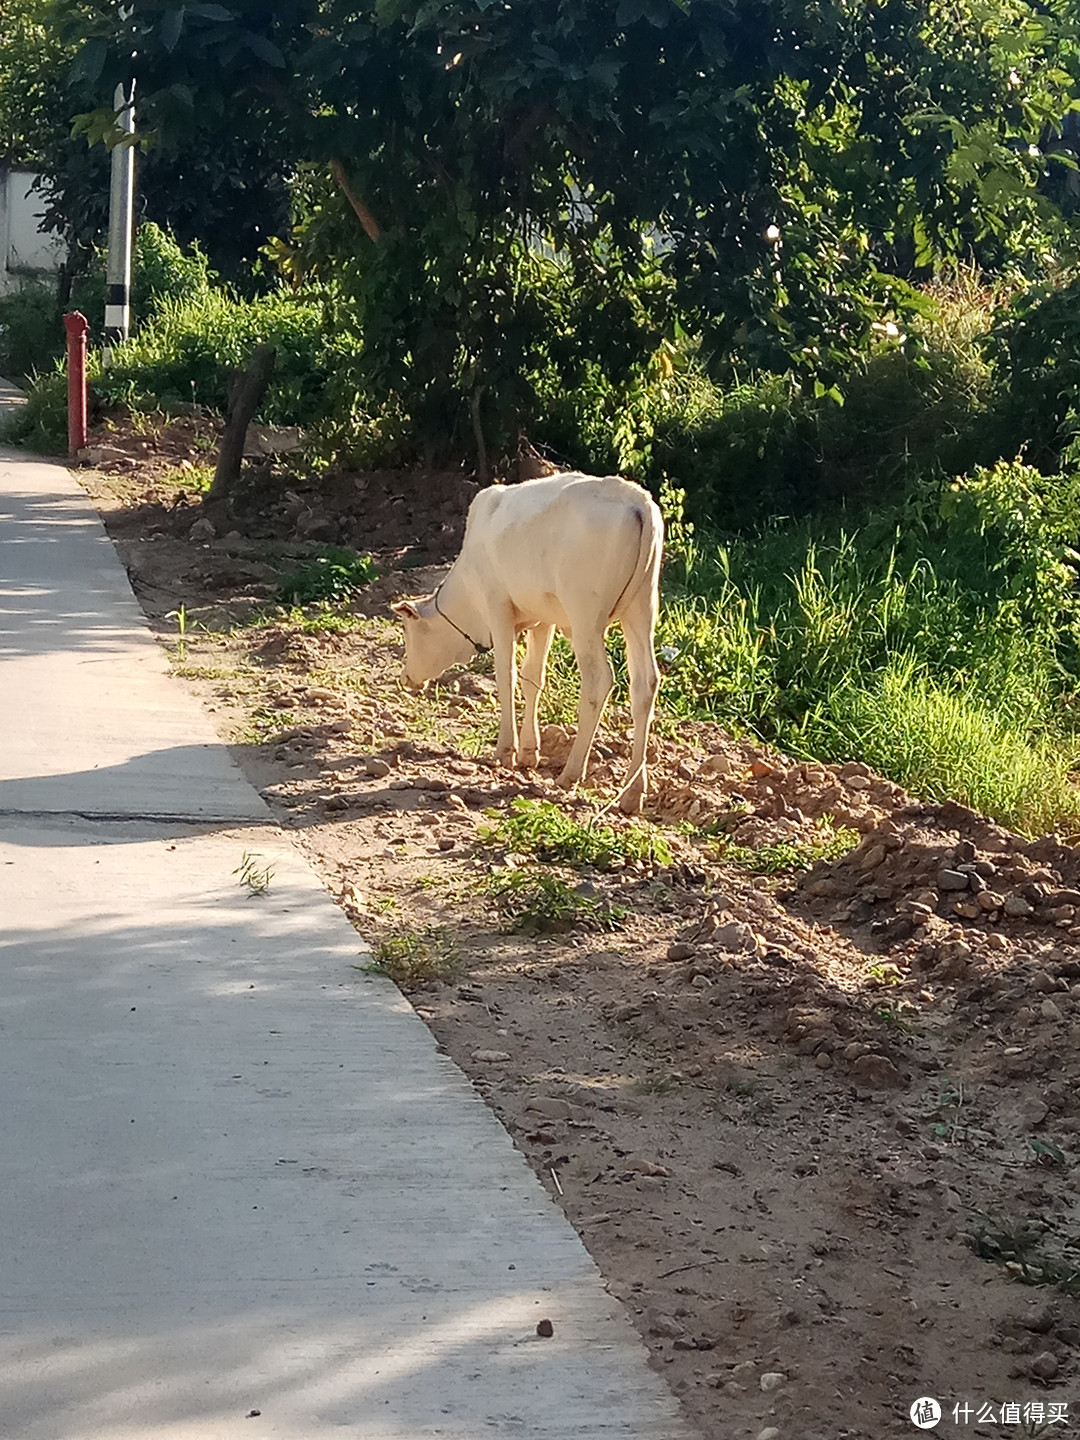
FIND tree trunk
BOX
[211,343,276,500]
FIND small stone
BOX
[667,940,697,961]
[978,891,1005,911]
[1040,999,1064,1023]
[759,1371,786,1392]
[437,836,456,851]
[364,757,392,779]
[701,753,734,776]
[188,516,216,542]
[472,1049,511,1063]
[953,901,981,919]
[757,1430,781,1440]
[536,1318,554,1338]
[840,760,872,778]
[1004,894,1035,918]
[714,920,757,953]
[1031,972,1057,993]
[625,1159,671,1177]
[1019,1098,1049,1126]
[1030,1351,1059,1380]
[526,1097,585,1121]
[987,933,1010,951]
[305,686,346,707]
[814,1051,833,1069]
[858,843,887,871]
[845,774,871,790]
[750,760,775,778]
[850,1053,905,1090]
[937,869,970,891]
[646,1310,686,1339]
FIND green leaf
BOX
[246,32,285,66]
[70,38,107,86]
[160,8,185,53]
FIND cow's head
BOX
[391,595,476,690]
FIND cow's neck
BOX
[435,567,491,651]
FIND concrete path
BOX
[0,407,693,1439]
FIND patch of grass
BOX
[478,797,672,870]
[810,658,1080,839]
[276,547,377,605]
[369,926,459,985]
[485,866,627,935]
[719,825,858,874]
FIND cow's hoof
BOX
[554,769,579,791]
[494,748,518,769]
[617,789,644,815]
[519,749,539,770]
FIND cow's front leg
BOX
[490,612,521,768]
[518,624,555,768]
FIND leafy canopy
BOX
[53,0,1080,459]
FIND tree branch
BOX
[330,158,381,243]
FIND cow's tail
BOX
[609,499,663,624]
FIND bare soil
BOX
[75,414,1080,1440]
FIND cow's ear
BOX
[391,599,420,620]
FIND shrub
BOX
[987,269,1080,469]
[0,281,62,382]
[92,286,335,426]
[68,221,217,341]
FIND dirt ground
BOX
[73,413,1080,1440]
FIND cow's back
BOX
[458,473,657,627]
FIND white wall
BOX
[0,169,65,295]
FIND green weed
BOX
[163,463,214,493]
[720,826,858,874]
[276,547,377,605]
[485,867,627,935]
[234,851,274,894]
[478,797,672,869]
[968,1214,1080,1296]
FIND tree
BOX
[53,0,1080,460]
[2,0,291,290]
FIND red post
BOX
[63,311,89,458]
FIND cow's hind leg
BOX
[519,623,555,769]
[616,592,660,815]
[557,631,613,791]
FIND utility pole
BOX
[103,79,135,366]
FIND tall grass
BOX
[645,459,1080,836]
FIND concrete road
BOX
[0,412,693,1439]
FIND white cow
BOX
[391,472,663,813]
